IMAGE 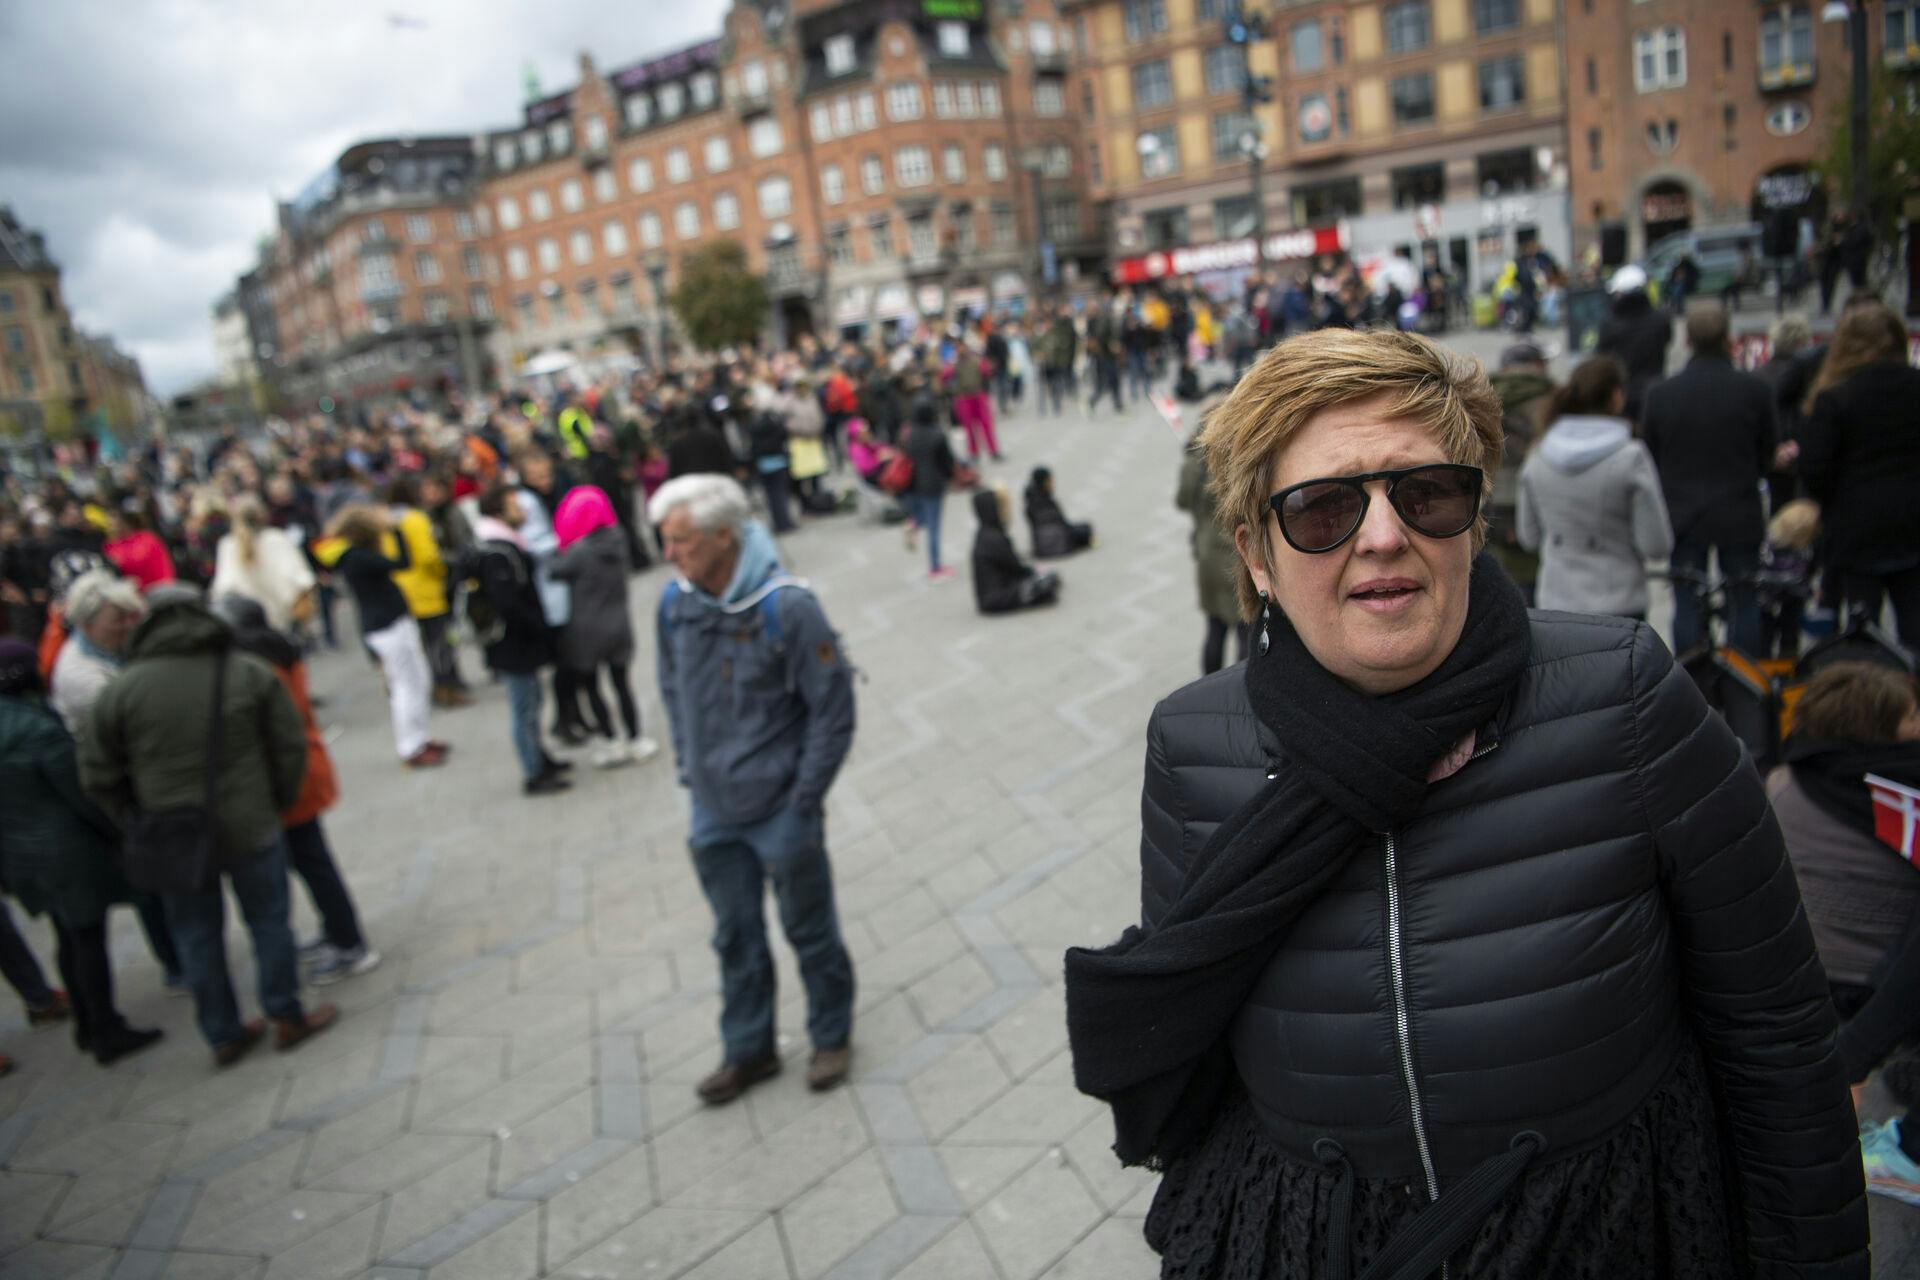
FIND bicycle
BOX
[1657,567,1813,769]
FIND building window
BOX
[1089,141,1103,184]
[906,214,937,261]
[494,139,516,170]
[829,226,857,266]
[1132,60,1173,109]
[507,246,531,279]
[522,131,544,164]
[956,83,978,117]
[1292,21,1324,73]
[570,230,593,265]
[628,158,654,193]
[862,154,885,194]
[759,175,794,217]
[857,92,880,128]
[659,83,685,117]
[673,202,700,240]
[1330,16,1345,63]
[1044,143,1072,177]
[638,213,663,248]
[1634,26,1687,91]
[742,59,769,98]
[1124,0,1168,40]
[423,293,450,323]
[1391,72,1436,127]
[1478,55,1526,110]
[528,190,552,221]
[887,82,924,121]
[364,219,388,242]
[933,82,955,116]
[1205,45,1243,94]
[1477,147,1536,193]
[455,210,475,239]
[1645,118,1679,154]
[943,144,967,182]
[690,71,716,109]
[984,144,1007,180]
[869,216,895,259]
[811,103,833,141]
[1211,110,1257,160]
[1137,124,1180,178]
[833,97,855,134]
[1473,0,1520,33]
[714,192,741,231]
[993,203,1018,247]
[1391,163,1445,208]
[514,295,535,328]
[895,145,933,187]
[1031,20,1057,55]
[560,179,584,212]
[1214,195,1257,239]
[825,33,856,76]
[537,238,561,272]
[414,251,442,283]
[603,221,629,256]
[469,287,493,318]
[1290,177,1362,224]
[1082,81,1096,117]
[1723,31,1734,69]
[1759,6,1815,82]
[625,94,652,129]
[1384,1,1430,53]
[406,214,433,243]
[937,21,969,57]
[952,208,977,252]
[1035,79,1065,115]
[666,147,691,183]
[1586,55,1597,93]
[462,247,484,278]
[497,197,522,231]
[593,169,618,202]
[1143,208,1187,249]
[704,135,731,173]
[823,164,846,203]
[748,116,783,158]
[1889,1,1917,64]
[584,116,608,150]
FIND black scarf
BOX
[1786,735,1920,844]
[1064,554,1531,1167]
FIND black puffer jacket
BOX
[1140,612,1866,1274]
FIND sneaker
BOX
[296,937,331,962]
[929,566,957,582]
[1863,1119,1920,1206]
[311,946,381,986]
[589,739,621,769]
[26,990,71,1028]
[524,772,573,796]
[629,737,662,765]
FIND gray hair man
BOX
[648,474,858,1104]
[50,569,146,733]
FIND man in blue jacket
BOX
[649,474,857,1104]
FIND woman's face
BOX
[1237,395,1475,696]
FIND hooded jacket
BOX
[552,525,634,671]
[1516,415,1674,616]
[469,518,552,676]
[656,522,855,826]
[78,602,306,866]
[1023,468,1085,559]
[217,596,337,829]
[1176,444,1240,624]
[0,690,130,927]
[970,491,1037,614]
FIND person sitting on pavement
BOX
[0,638,163,1067]
[1516,354,1674,623]
[1022,466,1095,559]
[970,487,1061,615]
[1766,661,1920,1206]
[213,594,381,987]
[552,485,659,771]
[77,588,338,1068]
[649,474,857,1105]
[469,487,571,797]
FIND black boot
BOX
[93,1025,163,1066]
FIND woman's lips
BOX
[1348,580,1422,613]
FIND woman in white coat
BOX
[1517,355,1674,622]
[210,495,316,632]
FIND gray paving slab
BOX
[3,342,1913,1276]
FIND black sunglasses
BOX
[1268,463,1484,554]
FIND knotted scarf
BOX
[1065,553,1531,1168]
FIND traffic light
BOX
[1243,73,1274,105]
[1225,12,1269,44]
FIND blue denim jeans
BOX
[1671,535,1762,656]
[689,800,855,1064]
[163,836,303,1047]
[902,493,945,573]
[503,672,544,779]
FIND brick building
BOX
[1567,0,1914,265]
[1067,0,1570,296]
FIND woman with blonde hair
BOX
[1799,301,1920,644]
[1065,328,1864,1277]
[210,494,314,632]
[323,505,444,769]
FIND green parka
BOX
[1177,444,1242,625]
[79,602,307,868]
[0,692,130,926]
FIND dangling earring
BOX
[1257,590,1271,656]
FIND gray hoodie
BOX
[1516,415,1674,617]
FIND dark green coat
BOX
[79,602,307,868]
[1177,445,1242,624]
[0,692,132,926]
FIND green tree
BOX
[1818,67,1920,248]
[668,240,769,351]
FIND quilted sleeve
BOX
[1139,703,1183,931]
[1630,623,1868,1279]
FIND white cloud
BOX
[0,0,728,398]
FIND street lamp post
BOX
[1224,1,1274,262]
[644,254,669,369]
[1823,0,1872,225]
[1021,148,1053,306]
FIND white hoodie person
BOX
[1517,357,1674,620]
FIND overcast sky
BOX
[0,0,728,398]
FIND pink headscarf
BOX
[554,485,617,549]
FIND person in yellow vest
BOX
[385,475,471,707]
[556,398,594,461]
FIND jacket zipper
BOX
[1384,831,1440,1207]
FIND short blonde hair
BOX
[1199,329,1504,620]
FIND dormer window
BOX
[624,94,652,128]
[691,71,717,108]
[584,116,608,150]
[825,34,856,75]
[493,140,516,170]
[659,82,685,117]
[938,22,969,57]
[547,121,571,153]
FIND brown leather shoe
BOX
[213,1018,267,1068]
[273,1003,339,1052]
[695,1054,781,1105]
[806,1045,852,1092]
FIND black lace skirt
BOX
[1144,1044,1740,1279]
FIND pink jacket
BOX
[554,485,617,549]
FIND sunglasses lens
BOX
[1280,482,1365,551]
[1394,467,1479,536]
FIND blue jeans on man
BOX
[503,671,544,779]
[1671,534,1763,656]
[900,493,945,574]
[163,836,304,1048]
[689,799,855,1065]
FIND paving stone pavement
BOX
[2,330,1915,1279]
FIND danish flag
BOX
[1865,774,1920,864]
